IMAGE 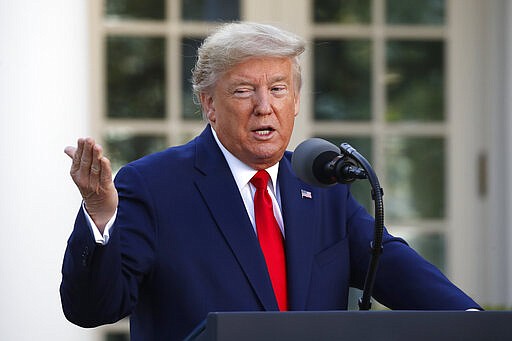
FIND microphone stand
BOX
[339,143,384,311]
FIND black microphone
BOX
[293,137,383,311]
[291,138,367,187]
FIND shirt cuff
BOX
[82,201,117,245]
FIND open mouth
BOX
[256,130,272,136]
[253,127,275,136]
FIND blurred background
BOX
[1,0,511,339]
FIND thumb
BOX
[64,146,77,159]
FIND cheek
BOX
[281,102,298,128]
[215,115,243,140]
[283,119,295,140]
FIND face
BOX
[200,57,300,170]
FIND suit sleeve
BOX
[60,165,157,327]
[345,191,482,310]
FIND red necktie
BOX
[250,170,288,311]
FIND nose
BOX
[254,89,273,116]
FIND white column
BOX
[450,0,512,308]
[0,1,95,339]
[484,0,506,307]
[475,0,512,308]
[492,0,512,308]
[506,0,512,308]
[447,0,487,302]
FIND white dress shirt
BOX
[210,127,285,237]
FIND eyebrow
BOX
[229,74,290,86]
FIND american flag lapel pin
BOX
[301,189,312,199]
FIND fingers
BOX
[100,156,114,185]
[67,137,86,177]
[89,144,103,194]
[64,146,77,159]
[67,137,110,195]
[67,139,81,176]
[78,138,95,182]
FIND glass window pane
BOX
[400,231,445,271]
[386,0,445,25]
[105,0,165,20]
[107,36,166,119]
[182,0,240,21]
[386,40,444,122]
[385,137,445,219]
[182,37,203,120]
[106,134,168,171]
[318,136,373,212]
[313,0,371,23]
[314,40,372,121]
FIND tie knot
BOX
[250,170,270,190]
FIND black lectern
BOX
[187,311,511,341]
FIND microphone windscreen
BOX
[292,138,341,187]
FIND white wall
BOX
[0,1,96,339]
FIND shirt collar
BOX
[211,126,279,193]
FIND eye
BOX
[233,87,254,98]
[271,85,288,95]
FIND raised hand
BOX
[65,137,118,233]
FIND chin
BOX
[253,149,284,164]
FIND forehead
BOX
[221,57,294,84]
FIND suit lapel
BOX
[279,157,317,310]
[193,127,279,311]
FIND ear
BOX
[200,92,216,122]
[294,92,300,117]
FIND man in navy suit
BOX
[61,22,481,340]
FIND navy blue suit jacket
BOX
[61,126,480,340]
